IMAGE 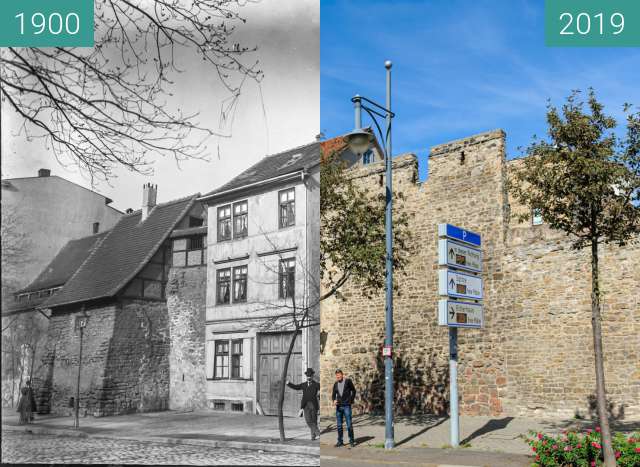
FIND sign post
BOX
[449,327,459,447]
[437,224,483,448]
[74,312,88,429]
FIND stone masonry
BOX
[320,129,640,420]
[37,299,170,416]
[166,265,207,410]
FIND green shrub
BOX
[524,428,640,466]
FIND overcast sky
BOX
[1,0,319,212]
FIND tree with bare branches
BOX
[0,0,262,182]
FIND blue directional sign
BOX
[437,224,481,247]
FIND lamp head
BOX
[345,128,373,155]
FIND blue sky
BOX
[321,0,640,180]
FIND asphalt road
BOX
[1,430,319,465]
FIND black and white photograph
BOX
[1,0,320,465]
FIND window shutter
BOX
[241,338,252,379]
[205,340,215,379]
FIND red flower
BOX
[552,444,558,450]
[542,440,547,446]
[615,451,621,459]
[592,442,601,449]
[577,443,582,448]
[535,455,540,461]
[532,446,537,452]
[586,429,593,434]
[595,426,601,433]
[635,447,640,453]
[537,433,543,440]
[591,462,596,467]
[564,446,572,452]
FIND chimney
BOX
[141,183,157,221]
[38,168,51,177]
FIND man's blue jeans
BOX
[336,404,354,444]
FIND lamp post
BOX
[74,310,88,429]
[345,60,395,450]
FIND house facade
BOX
[1,168,122,304]
[195,142,321,416]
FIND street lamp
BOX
[74,309,89,429]
[346,60,395,450]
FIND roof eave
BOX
[198,170,307,203]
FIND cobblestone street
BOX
[1,431,319,465]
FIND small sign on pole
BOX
[438,270,483,300]
[437,224,484,448]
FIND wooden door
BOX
[257,332,302,416]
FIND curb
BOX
[2,424,319,456]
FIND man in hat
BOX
[332,369,356,447]
[286,368,320,440]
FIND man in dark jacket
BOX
[286,368,320,440]
[332,369,356,447]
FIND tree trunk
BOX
[590,239,615,467]
[278,330,298,442]
[11,342,16,407]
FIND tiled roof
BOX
[18,232,108,294]
[320,136,348,161]
[201,142,319,199]
[2,232,108,316]
[2,297,48,315]
[44,195,197,308]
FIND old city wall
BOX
[37,302,117,415]
[320,129,640,420]
[166,265,207,410]
[37,298,171,416]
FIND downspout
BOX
[302,167,309,370]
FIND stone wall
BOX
[166,265,207,410]
[320,129,640,420]
[36,298,170,416]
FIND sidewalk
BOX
[319,414,640,465]
[321,445,531,467]
[1,409,319,455]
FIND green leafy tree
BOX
[320,145,412,301]
[510,90,640,467]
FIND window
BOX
[217,205,232,241]
[188,236,204,250]
[233,201,248,239]
[93,222,100,234]
[189,216,204,227]
[233,266,248,302]
[231,402,244,412]
[231,339,243,378]
[362,149,373,165]
[214,340,229,379]
[216,269,231,304]
[532,208,543,226]
[213,401,225,411]
[279,258,296,299]
[279,188,295,228]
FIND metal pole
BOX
[449,327,459,447]
[75,326,83,429]
[354,95,362,130]
[383,60,395,450]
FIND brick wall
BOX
[320,129,640,420]
[166,265,207,410]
